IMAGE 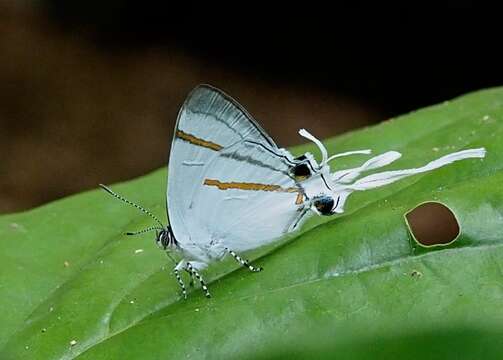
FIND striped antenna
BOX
[99,184,165,228]
[126,225,164,236]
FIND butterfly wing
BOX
[167,85,288,243]
[184,140,308,252]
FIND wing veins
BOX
[219,150,290,176]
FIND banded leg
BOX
[186,262,211,298]
[173,269,187,299]
[184,269,195,287]
[226,248,262,272]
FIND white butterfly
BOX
[101,85,486,298]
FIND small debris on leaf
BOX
[410,270,423,278]
[10,223,27,232]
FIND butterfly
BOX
[101,84,486,298]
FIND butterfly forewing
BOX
[167,85,284,244]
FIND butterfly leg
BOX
[226,248,263,272]
[173,266,187,299]
[184,269,195,287]
[186,262,211,298]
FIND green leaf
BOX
[1,88,502,359]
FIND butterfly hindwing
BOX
[185,140,307,252]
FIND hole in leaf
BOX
[405,202,460,247]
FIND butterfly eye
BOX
[313,195,335,216]
[291,163,312,181]
[156,231,166,249]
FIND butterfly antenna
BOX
[126,225,164,236]
[99,184,165,228]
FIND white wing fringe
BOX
[331,147,486,213]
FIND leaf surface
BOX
[1,88,502,359]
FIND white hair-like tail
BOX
[331,147,486,213]
[298,129,371,168]
[332,151,402,184]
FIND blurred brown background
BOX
[0,2,499,213]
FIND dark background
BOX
[0,2,500,213]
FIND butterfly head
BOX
[155,227,178,250]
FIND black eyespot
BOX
[293,163,311,177]
[291,163,311,180]
[313,196,335,216]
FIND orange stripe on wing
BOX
[176,130,223,151]
[295,192,304,205]
[204,178,300,194]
